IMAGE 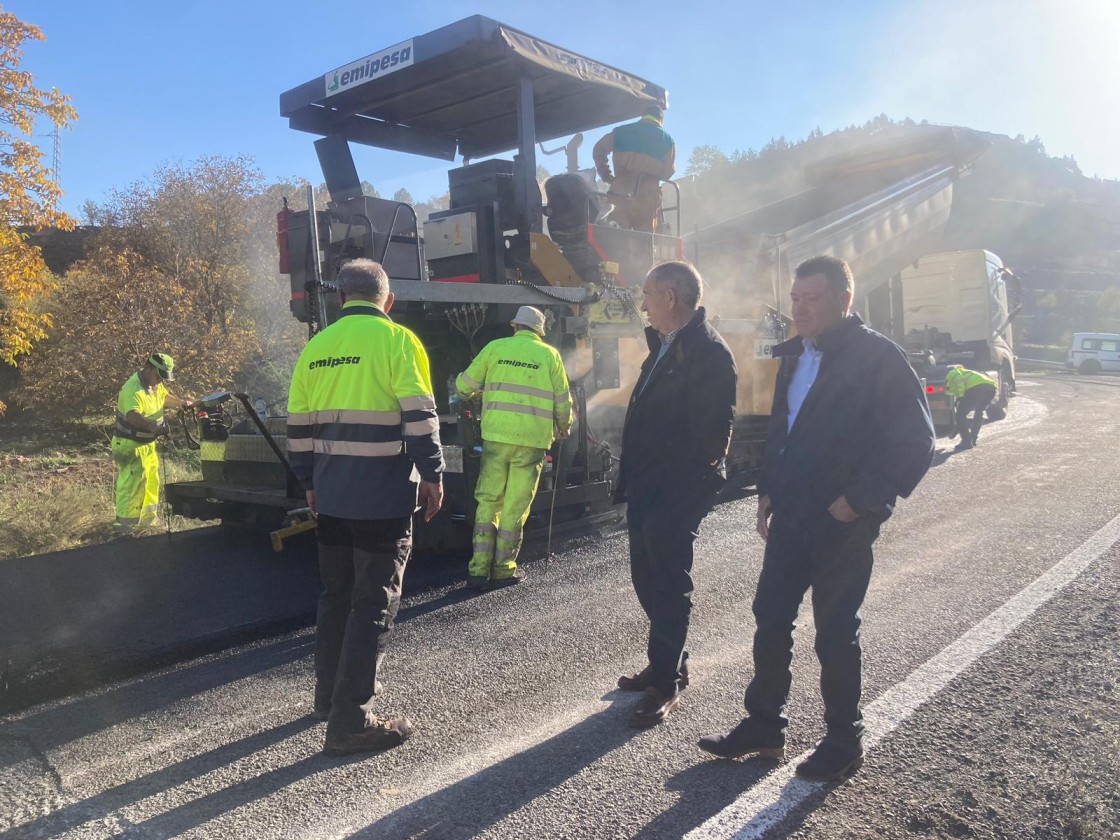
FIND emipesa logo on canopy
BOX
[325,41,414,98]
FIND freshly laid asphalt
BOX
[1,372,1117,839]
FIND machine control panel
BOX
[424,212,478,260]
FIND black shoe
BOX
[954,440,973,451]
[312,680,383,721]
[323,715,412,755]
[698,717,785,760]
[467,575,490,592]
[490,568,526,588]
[795,738,864,781]
[628,687,680,728]
[617,664,690,693]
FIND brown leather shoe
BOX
[617,664,690,693]
[629,687,680,728]
[323,715,412,755]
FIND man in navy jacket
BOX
[616,260,737,727]
[699,256,934,780]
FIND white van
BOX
[1067,332,1120,374]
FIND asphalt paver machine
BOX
[168,16,682,549]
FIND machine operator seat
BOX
[544,173,603,284]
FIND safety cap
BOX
[149,352,175,381]
[510,305,547,336]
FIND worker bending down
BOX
[593,106,676,233]
[457,306,572,591]
[111,353,192,534]
[945,366,997,451]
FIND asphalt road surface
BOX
[2,372,1118,839]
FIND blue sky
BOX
[12,0,1119,218]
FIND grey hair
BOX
[649,260,703,310]
[336,259,390,303]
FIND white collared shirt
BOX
[786,337,822,431]
[637,329,679,398]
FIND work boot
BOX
[795,738,865,781]
[312,680,383,721]
[490,568,526,589]
[698,717,785,760]
[323,715,413,755]
[953,439,973,452]
[467,575,490,592]
[617,663,690,693]
[628,687,680,728]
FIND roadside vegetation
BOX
[0,420,208,560]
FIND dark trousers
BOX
[955,383,997,444]
[627,495,712,696]
[315,513,412,737]
[745,511,879,747]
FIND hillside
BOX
[679,118,1120,343]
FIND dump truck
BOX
[896,250,1019,420]
[165,16,991,549]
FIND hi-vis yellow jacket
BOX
[457,330,572,450]
[113,372,167,443]
[287,301,443,519]
[945,367,996,398]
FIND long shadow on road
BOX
[0,715,321,839]
[0,562,476,771]
[0,634,315,773]
[633,757,785,839]
[349,696,640,839]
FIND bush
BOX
[0,467,113,559]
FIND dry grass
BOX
[0,438,210,561]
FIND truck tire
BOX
[986,363,1012,421]
[1078,358,1102,375]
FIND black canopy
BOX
[279,16,668,162]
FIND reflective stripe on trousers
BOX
[469,441,546,579]
[112,436,160,531]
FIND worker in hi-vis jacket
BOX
[945,366,998,450]
[110,353,193,534]
[456,306,572,591]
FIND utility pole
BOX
[51,127,61,192]
[38,127,62,206]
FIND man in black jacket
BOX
[616,260,737,727]
[698,256,934,780]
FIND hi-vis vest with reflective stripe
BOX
[113,372,166,442]
[457,330,572,450]
[945,367,996,398]
[286,301,443,520]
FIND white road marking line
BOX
[686,509,1120,840]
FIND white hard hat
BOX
[510,305,547,336]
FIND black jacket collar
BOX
[644,307,709,353]
[773,313,864,357]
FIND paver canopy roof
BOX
[279,15,669,161]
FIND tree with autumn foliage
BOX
[0,11,76,412]
[16,157,305,422]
